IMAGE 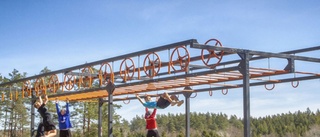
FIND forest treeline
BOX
[126,108,320,137]
[1,68,320,137]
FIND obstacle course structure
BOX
[1,38,320,137]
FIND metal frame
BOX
[0,39,319,137]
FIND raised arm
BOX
[43,95,48,104]
[66,97,70,114]
[55,98,60,115]
[150,108,157,118]
[136,94,144,105]
[38,96,43,105]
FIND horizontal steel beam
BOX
[191,44,320,63]
[0,39,198,87]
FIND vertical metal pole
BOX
[183,92,192,137]
[98,98,103,137]
[238,51,251,137]
[30,91,35,137]
[183,62,191,137]
[106,82,115,137]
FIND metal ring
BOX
[222,89,228,95]
[291,81,299,88]
[264,83,275,91]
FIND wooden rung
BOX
[295,71,320,76]
[262,71,276,74]
[210,83,238,87]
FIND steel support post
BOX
[98,98,103,137]
[238,51,252,137]
[183,92,192,137]
[183,66,192,137]
[106,82,115,137]
[30,91,35,137]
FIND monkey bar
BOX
[1,38,320,137]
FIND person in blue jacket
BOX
[55,97,72,137]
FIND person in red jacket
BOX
[145,107,160,137]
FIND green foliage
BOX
[126,108,320,137]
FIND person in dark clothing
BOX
[33,95,57,137]
[56,97,72,137]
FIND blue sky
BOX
[1,1,320,121]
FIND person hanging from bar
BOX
[33,95,57,137]
[136,92,184,109]
[145,107,160,137]
[56,97,73,137]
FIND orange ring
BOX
[64,74,75,91]
[201,38,224,68]
[48,74,60,93]
[80,67,94,88]
[190,92,197,98]
[119,58,135,81]
[99,62,113,86]
[143,52,161,78]
[35,78,46,95]
[264,83,275,91]
[170,46,190,73]
[291,81,299,88]
[222,89,228,95]
[23,80,32,97]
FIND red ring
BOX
[170,46,190,72]
[119,58,135,81]
[143,52,161,78]
[201,38,224,68]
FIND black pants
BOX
[156,96,170,109]
[59,129,72,137]
[147,129,159,137]
[35,123,44,137]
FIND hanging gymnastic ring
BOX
[291,81,299,88]
[190,92,197,98]
[209,90,213,96]
[201,38,224,68]
[143,52,162,78]
[123,98,130,104]
[169,45,190,72]
[264,83,275,91]
[222,89,228,95]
